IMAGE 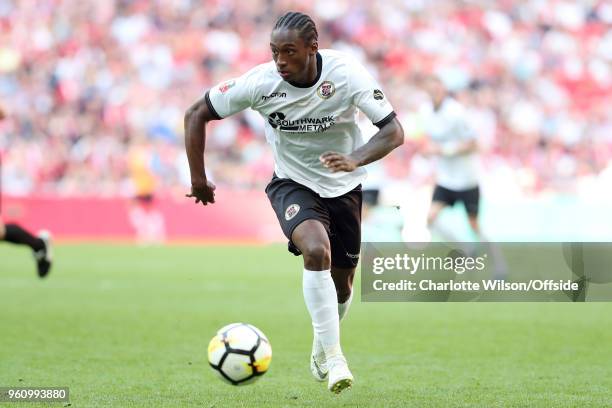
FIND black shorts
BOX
[265,175,362,268]
[432,185,480,216]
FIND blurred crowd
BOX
[0,0,610,197]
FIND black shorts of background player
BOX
[429,184,481,236]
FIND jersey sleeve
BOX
[206,66,263,119]
[348,62,395,128]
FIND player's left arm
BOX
[320,117,404,172]
[321,60,404,173]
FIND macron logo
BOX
[261,92,287,101]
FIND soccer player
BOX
[0,105,52,277]
[184,12,403,393]
[421,77,507,276]
[421,76,482,240]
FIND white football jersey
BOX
[423,97,479,190]
[207,49,395,198]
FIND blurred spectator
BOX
[0,0,610,197]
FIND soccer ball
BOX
[207,323,272,385]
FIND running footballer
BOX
[184,12,404,394]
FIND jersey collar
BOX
[287,52,322,89]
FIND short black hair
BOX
[273,11,318,44]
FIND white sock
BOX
[338,291,353,322]
[313,291,353,361]
[430,218,460,242]
[303,268,342,359]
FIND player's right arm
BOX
[184,68,259,206]
[184,93,219,205]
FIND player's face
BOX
[423,77,445,106]
[270,29,317,83]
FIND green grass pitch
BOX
[1,243,611,407]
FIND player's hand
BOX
[186,180,216,205]
[319,152,359,173]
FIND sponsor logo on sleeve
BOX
[316,81,336,99]
[219,80,236,94]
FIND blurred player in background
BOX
[421,77,506,274]
[0,105,52,277]
[421,76,482,240]
[127,139,167,245]
[184,12,403,393]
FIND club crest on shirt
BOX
[285,204,300,221]
[316,81,335,99]
[373,89,384,100]
[219,80,236,94]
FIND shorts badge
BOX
[285,204,301,221]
